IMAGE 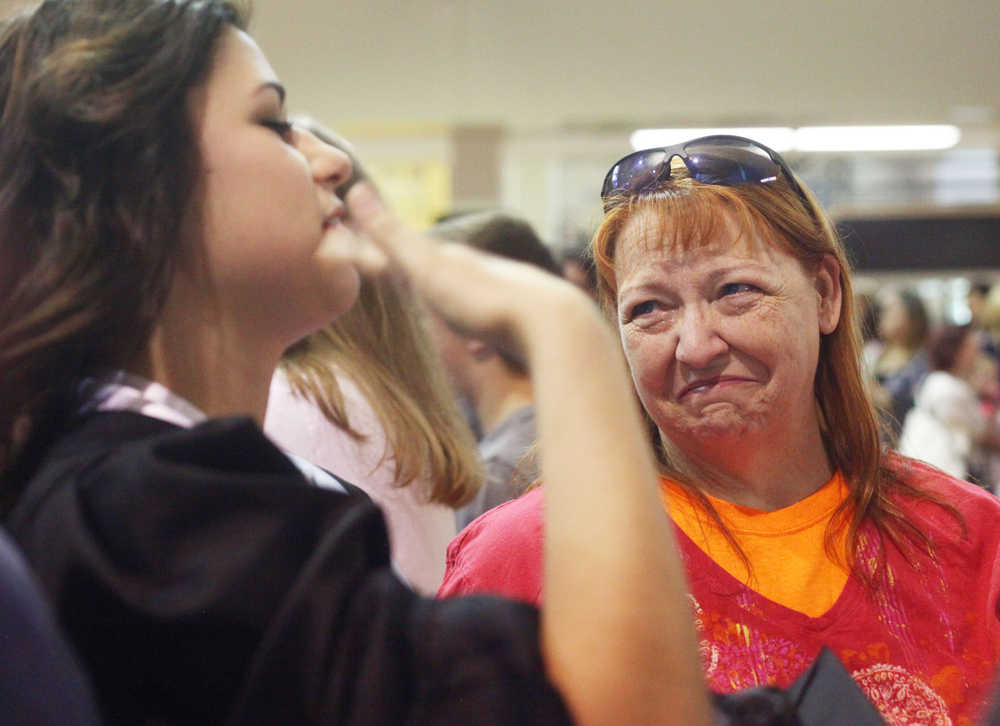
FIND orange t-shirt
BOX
[660,473,851,617]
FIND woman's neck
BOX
[134,297,284,425]
[663,422,834,512]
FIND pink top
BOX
[264,368,456,595]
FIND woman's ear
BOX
[815,254,843,335]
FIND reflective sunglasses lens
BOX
[682,140,781,186]
[604,149,668,197]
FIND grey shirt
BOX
[456,406,538,530]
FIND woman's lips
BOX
[678,376,751,399]
[322,203,346,230]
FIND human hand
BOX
[345,182,592,361]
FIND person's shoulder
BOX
[889,451,991,496]
[458,486,545,542]
[12,411,343,530]
[886,452,1000,530]
[60,408,276,450]
[11,411,389,589]
[23,411,276,487]
[918,370,971,398]
[449,488,544,561]
[439,488,545,603]
[131,413,305,477]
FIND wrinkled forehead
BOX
[613,198,776,277]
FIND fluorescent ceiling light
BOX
[794,125,961,151]
[630,127,794,152]
[630,125,961,152]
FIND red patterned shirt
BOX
[439,456,1000,726]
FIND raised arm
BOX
[345,184,711,726]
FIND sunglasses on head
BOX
[600,135,810,213]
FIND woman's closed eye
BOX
[261,119,293,141]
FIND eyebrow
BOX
[256,81,286,105]
[617,259,769,298]
[705,261,768,283]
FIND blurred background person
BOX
[557,238,599,301]
[871,288,930,439]
[967,281,990,322]
[969,352,1000,493]
[979,282,1000,362]
[855,292,882,373]
[854,291,884,405]
[899,324,1000,486]
[430,212,561,530]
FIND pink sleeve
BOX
[437,488,546,605]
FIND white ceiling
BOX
[252,0,1000,139]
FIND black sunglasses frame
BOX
[600,134,811,214]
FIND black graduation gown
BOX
[7,412,574,725]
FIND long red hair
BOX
[592,172,961,587]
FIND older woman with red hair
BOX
[440,136,1000,726]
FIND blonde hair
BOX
[281,276,482,507]
[593,169,961,586]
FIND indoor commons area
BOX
[2,1,1000,725]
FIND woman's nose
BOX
[674,306,728,370]
[298,129,353,191]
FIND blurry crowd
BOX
[861,282,1000,491]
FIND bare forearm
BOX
[522,289,710,726]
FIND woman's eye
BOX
[719,282,757,297]
[628,300,657,319]
[262,120,294,141]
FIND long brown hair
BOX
[592,169,962,587]
[280,275,483,507]
[0,0,248,508]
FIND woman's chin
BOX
[281,268,362,347]
[663,410,770,448]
